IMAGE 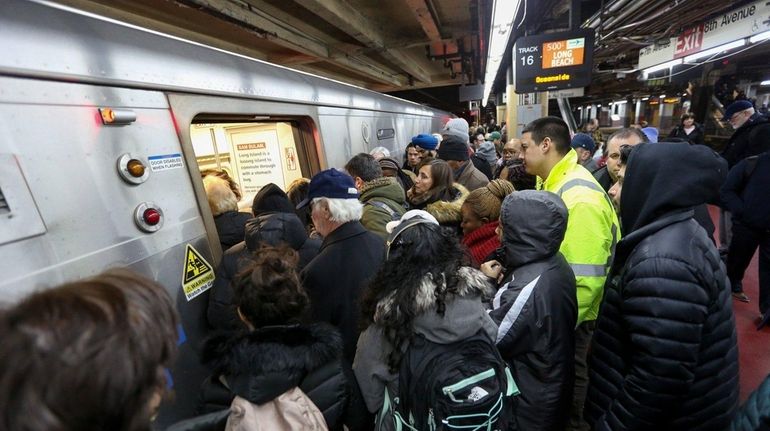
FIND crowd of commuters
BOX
[2,105,770,431]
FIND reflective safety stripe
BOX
[556,178,615,211]
[492,282,510,309]
[495,276,540,344]
[570,263,607,277]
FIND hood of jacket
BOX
[360,176,406,205]
[425,183,469,223]
[374,267,494,343]
[476,141,498,165]
[621,143,727,235]
[244,212,308,251]
[499,190,568,268]
[202,323,342,404]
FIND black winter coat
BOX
[721,151,770,230]
[300,221,385,362]
[207,212,321,330]
[212,211,252,251]
[488,190,577,431]
[722,113,770,168]
[184,324,368,431]
[668,123,705,146]
[586,143,738,430]
[592,165,612,192]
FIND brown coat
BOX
[456,161,489,191]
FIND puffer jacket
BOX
[353,267,497,414]
[586,143,738,430]
[213,211,252,251]
[194,324,369,431]
[722,113,770,168]
[359,177,407,240]
[489,190,577,431]
[207,212,321,330]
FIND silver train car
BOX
[0,0,451,425]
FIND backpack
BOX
[377,329,518,431]
[225,388,328,431]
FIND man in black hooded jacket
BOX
[482,190,577,431]
[585,143,739,430]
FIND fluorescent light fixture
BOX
[683,39,746,63]
[597,104,602,107]
[641,97,649,101]
[660,94,666,98]
[482,0,522,106]
[641,59,682,77]
[578,106,583,110]
[614,100,628,105]
[761,80,770,86]
[749,31,770,43]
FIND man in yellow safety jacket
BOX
[519,117,620,431]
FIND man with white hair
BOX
[297,168,386,361]
[720,100,770,302]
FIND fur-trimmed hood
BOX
[374,266,495,344]
[202,323,343,404]
[425,183,469,224]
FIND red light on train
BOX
[143,208,161,226]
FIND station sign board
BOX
[638,0,770,69]
[513,29,595,94]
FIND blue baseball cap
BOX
[722,100,753,121]
[571,133,596,153]
[295,168,359,209]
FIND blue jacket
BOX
[721,151,770,230]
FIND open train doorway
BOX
[190,119,314,212]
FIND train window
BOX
[190,121,308,209]
[377,128,395,140]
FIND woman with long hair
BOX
[353,211,496,416]
[406,158,469,230]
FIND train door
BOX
[159,93,322,426]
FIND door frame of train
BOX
[167,93,324,264]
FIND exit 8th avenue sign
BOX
[514,29,595,93]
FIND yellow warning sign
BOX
[182,244,215,301]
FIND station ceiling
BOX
[53,0,755,112]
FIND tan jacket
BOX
[226,389,328,431]
[456,161,489,191]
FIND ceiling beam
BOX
[403,0,443,41]
[182,0,329,58]
[181,0,406,86]
[295,0,432,84]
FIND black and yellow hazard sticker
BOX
[182,244,215,301]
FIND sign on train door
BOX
[228,127,284,197]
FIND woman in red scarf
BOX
[460,179,514,267]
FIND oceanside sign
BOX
[638,0,770,69]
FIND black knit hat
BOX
[252,183,295,216]
[437,135,470,161]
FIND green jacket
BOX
[541,149,620,324]
[360,177,407,240]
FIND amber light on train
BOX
[126,159,146,177]
[99,107,137,125]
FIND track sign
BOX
[181,244,214,301]
[514,29,595,94]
